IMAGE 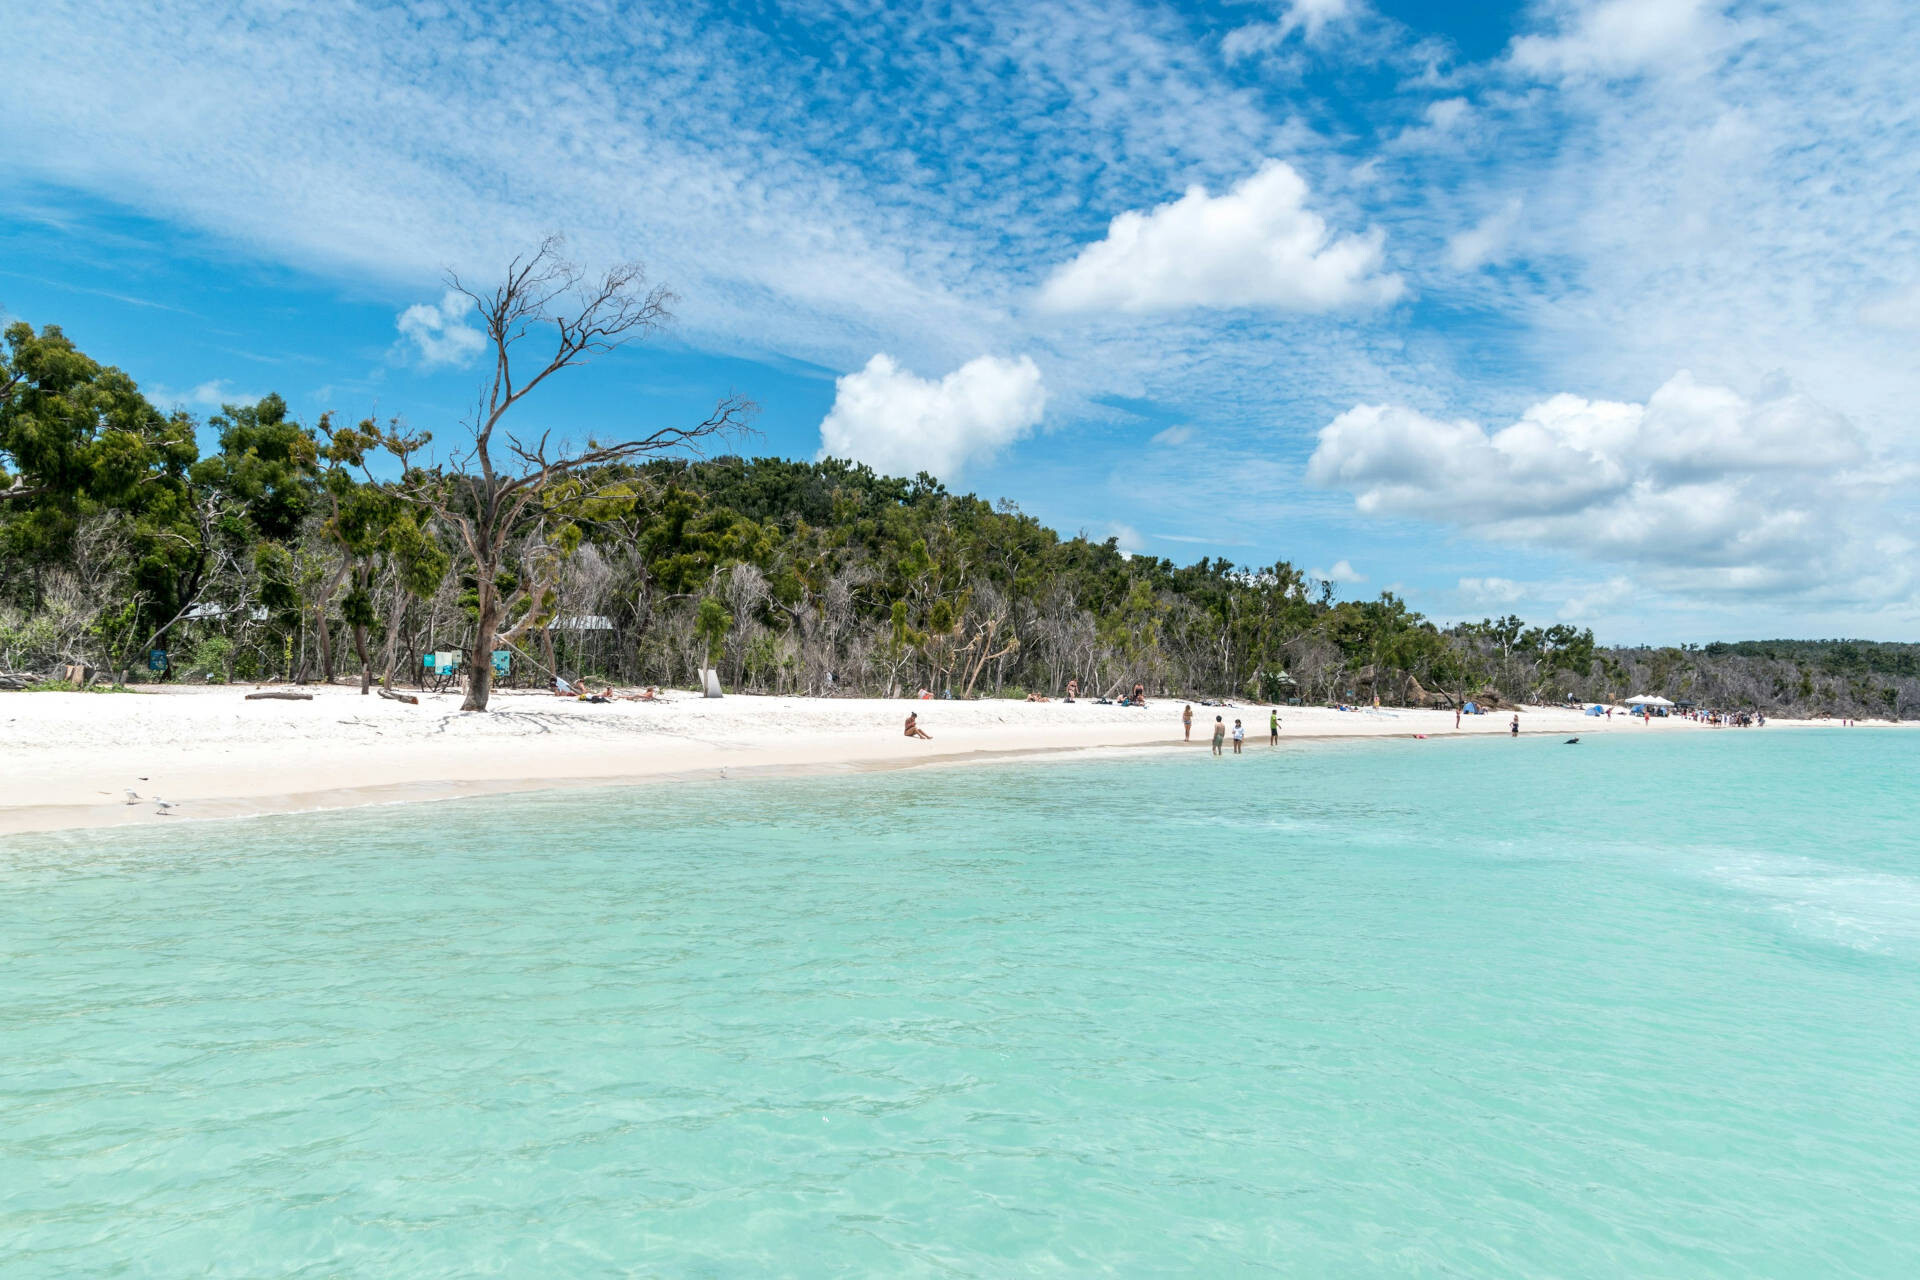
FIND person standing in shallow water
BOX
[1231,719,1245,754]
[1183,704,1193,741]
[1211,716,1225,756]
[1510,714,1520,738]
[1269,709,1280,745]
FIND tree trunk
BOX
[316,603,334,685]
[354,622,372,694]
[463,590,501,712]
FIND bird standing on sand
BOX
[123,789,141,805]
[153,798,177,815]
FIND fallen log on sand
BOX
[378,688,420,705]
[245,690,313,701]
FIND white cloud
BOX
[395,290,485,369]
[1224,0,1362,60]
[1037,160,1404,315]
[1108,523,1145,556]
[1446,198,1524,271]
[148,378,261,411]
[1393,96,1477,151]
[1556,577,1636,621]
[1308,372,1907,604]
[1860,282,1920,330]
[818,353,1046,480]
[1309,558,1366,584]
[1150,425,1194,446]
[1509,0,1745,81]
[1459,576,1527,604]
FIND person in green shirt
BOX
[1269,709,1280,745]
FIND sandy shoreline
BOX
[0,685,1896,837]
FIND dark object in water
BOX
[1564,737,1580,744]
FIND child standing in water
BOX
[1231,719,1245,754]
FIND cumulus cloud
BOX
[818,353,1047,480]
[1509,0,1744,81]
[1308,372,1905,603]
[1037,161,1404,315]
[1223,0,1361,59]
[396,291,486,369]
[1309,558,1366,584]
[1459,576,1527,604]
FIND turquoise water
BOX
[5,731,1920,1276]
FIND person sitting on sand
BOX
[551,676,576,697]
[905,712,932,740]
[1026,692,1050,702]
[1131,683,1147,707]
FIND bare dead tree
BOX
[393,238,753,710]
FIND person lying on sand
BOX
[1026,692,1050,702]
[905,712,932,740]
[551,676,576,696]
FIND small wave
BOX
[1701,851,1920,957]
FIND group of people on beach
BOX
[550,677,659,703]
[1181,704,1281,755]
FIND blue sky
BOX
[4,0,1917,643]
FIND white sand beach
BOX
[0,685,1882,836]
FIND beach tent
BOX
[1585,704,1605,716]
[1625,694,1675,707]
[1462,701,1480,714]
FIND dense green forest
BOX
[3,316,1913,718]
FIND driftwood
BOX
[245,690,314,701]
[377,688,419,705]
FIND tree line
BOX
[3,247,1912,718]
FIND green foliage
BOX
[694,596,732,665]
[1,320,1910,717]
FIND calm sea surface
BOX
[5,729,1919,1276]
